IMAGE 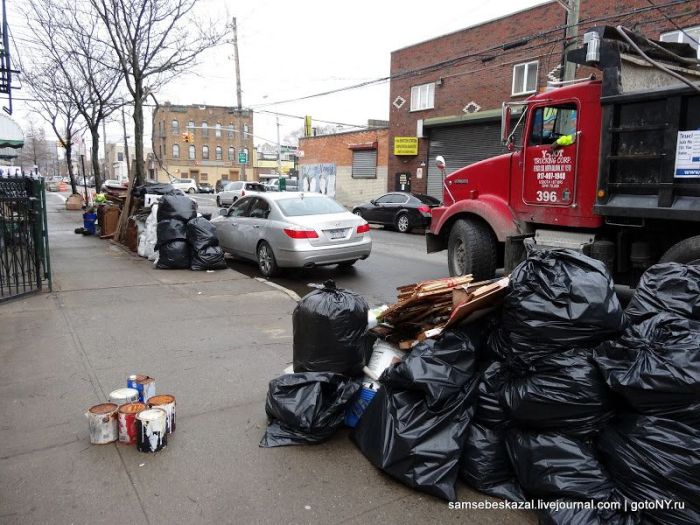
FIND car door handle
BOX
[253,224,260,229]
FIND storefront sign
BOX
[394,137,418,156]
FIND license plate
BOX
[327,228,347,239]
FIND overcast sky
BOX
[8,0,550,151]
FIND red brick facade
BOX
[388,0,698,194]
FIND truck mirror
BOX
[501,103,512,145]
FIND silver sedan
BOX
[211,192,372,277]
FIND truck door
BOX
[522,103,579,207]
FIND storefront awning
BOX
[0,113,24,149]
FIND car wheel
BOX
[188,188,195,194]
[216,196,221,207]
[395,213,411,234]
[353,209,363,219]
[257,241,280,277]
[338,259,357,268]
[659,235,700,265]
[447,218,497,280]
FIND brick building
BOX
[151,103,254,187]
[388,0,698,198]
[298,127,389,208]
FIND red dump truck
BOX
[427,26,700,285]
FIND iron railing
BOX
[0,176,51,301]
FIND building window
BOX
[243,123,249,138]
[215,146,222,160]
[661,26,700,58]
[171,119,179,134]
[410,83,435,111]
[202,145,209,160]
[117,152,124,162]
[228,124,234,137]
[352,149,377,178]
[201,122,208,137]
[215,123,222,138]
[512,61,539,96]
[188,145,195,160]
[172,144,180,159]
[158,121,162,137]
[188,120,195,135]
[228,146,235,161]
[200,173,208,182]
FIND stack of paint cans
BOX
[85,374,176,453]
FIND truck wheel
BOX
[447,218,497,279]
[659,235,700,265]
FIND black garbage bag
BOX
[351,332,480,501]
[155,240,191,269]
[260,372,359,447]
[626,263,700,324]
[132,182,177,198]
[597,414,700,524]
[191,246,227,271]
[460,422,525,502]
[594,314,700,421]
[475,362,510,429]
[186,216,220,251]
[157,194,197,222]
[156,219,187,246]
[293,280,369,376]
[507,430,615,502]
[500,349,613,437]
[502,249,625,364]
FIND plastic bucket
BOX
[83,212,97,235]
[345,386,377,428]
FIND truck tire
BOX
[659,235,700,265]
[447,218,497,279]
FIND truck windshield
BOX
[529,104,577,146]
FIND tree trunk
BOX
[90,125,102,190]
[65,145,78,194]
[133,82,145,186]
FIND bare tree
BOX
[23,63,83,194]
[90,0,223,185]
[18,119,54,175]
[25,0,124,191]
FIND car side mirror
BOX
[219,208,228,216]
[370,199,376,205]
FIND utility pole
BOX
[559,0,580,81]
[121,106,131,183]
[276,115,282,176]
[231,16,246,181]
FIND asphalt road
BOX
[192,193,450,306]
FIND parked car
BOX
[46,177,62,192]
[171,178,198,194]
[198,182,214,194]
[216,181,266,207]
[211,192,371,277]
[352,192,440,233]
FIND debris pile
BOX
[260,253,700,523]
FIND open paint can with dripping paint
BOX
[109,387,140,406]
[118,402,147,444]
[148,394,176,434]
[136,408,168,453]
[86,403,119,444]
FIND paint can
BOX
[118,402,147,445]
[147,394,176,434]
[127,374,156,403]
[109,387,140,406]
[86,403,119,444]
[136,408,168,453]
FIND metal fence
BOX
[0,176,51,302]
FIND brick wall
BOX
[388,0,699,194]
[299,128,389,208]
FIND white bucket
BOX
[109,388,140,405]
[364,340,403,388]
[86,403,119,444]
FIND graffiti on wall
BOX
[300,163,336,198]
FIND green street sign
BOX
[238,151,248,164]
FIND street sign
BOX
[394,137,418,156]
[238,151,248,164]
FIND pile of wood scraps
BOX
[372,275,510,347]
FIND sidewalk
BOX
[0,196,531,525]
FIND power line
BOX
[645,0,700,47]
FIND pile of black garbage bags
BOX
[260,253,700,524]
[155,194,226,271]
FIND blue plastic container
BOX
[345,386,377,428]
[83,212,97,235]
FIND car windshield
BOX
[276,196,346,217]
[225,182,243,190]
[413,193,440,205]
[246,183,265,191]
